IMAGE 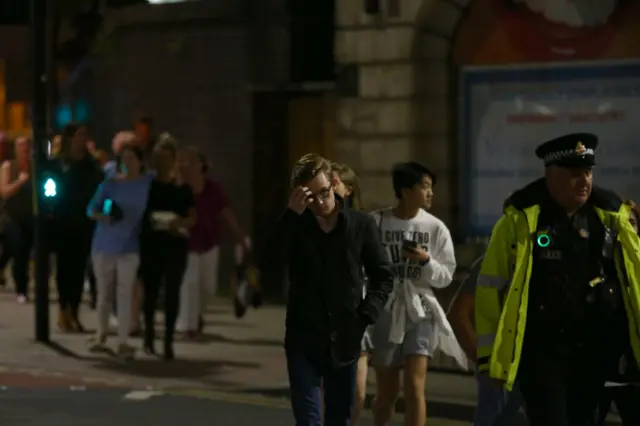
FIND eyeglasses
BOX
[310,185,332,202]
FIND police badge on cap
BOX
[535,133,598,168]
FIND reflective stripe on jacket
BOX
[475,201,640,391]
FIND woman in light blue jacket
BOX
[86,144,151,360]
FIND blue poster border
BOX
[459,61,640,238]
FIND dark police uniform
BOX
[511,134,631,425]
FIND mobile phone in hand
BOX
[103,198,113,215]
[402,239,418,251]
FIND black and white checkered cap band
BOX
[543,148,594,165]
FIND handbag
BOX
[232,239,262,318]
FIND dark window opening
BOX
[288,0,335,83]
[0,1,29,25]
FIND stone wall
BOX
[334,0,483,372]
[334,0,468,231]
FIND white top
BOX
[373,208,467,370]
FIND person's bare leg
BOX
[403,355,428,426]
[351,353,369,425]
[373,367,400,426]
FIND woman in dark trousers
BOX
[596,199,640,426]
[52,124,104,331]
[141,135,195,360]
[0,136,33,303]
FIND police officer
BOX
[475,133,640,425]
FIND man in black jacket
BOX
[262,153,394,426]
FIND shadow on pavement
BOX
[40,340,261,382]
[202,320,255,328]
[42,341,84,360]
[179,332,282,347]
[91,357,261,380]
[147,318,255,329]
[203,306,236,315]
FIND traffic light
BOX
[37,163,63,216]
[43,177,57,198]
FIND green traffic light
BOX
[44,178,57,198]
[537,233,550,248]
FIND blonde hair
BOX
[331,162,362,210]
[154,132,178,156]
[156,132,177,145]
[290,153,331,188]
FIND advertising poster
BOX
[453,0,640,65]
[460,61,640,237]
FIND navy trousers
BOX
[286,349,357,426]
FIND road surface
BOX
[0,387,475,426]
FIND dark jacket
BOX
[50,153,104,231]
[261,199,394,366]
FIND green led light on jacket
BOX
[536,233,551,248]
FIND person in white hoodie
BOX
[371,161,467,426]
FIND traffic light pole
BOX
[32,0,50,343]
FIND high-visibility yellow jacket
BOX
[475,179,640,391]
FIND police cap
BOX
[535,133,598,168]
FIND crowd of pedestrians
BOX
[0,116,246,361]
[2,123,638,425]
[266,142,640,426]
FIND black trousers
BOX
[4,219,33,296]
[55,227,92,317]
[0,231,13,272]
[141,247,187,346]
[519,345,615,426]
[597,385,640,426]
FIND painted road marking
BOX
[123,390,165,401]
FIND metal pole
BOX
[31,0,50,343]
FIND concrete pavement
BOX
[0,285,483,424]
[0,292,478,394]
[0,285,626,425]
